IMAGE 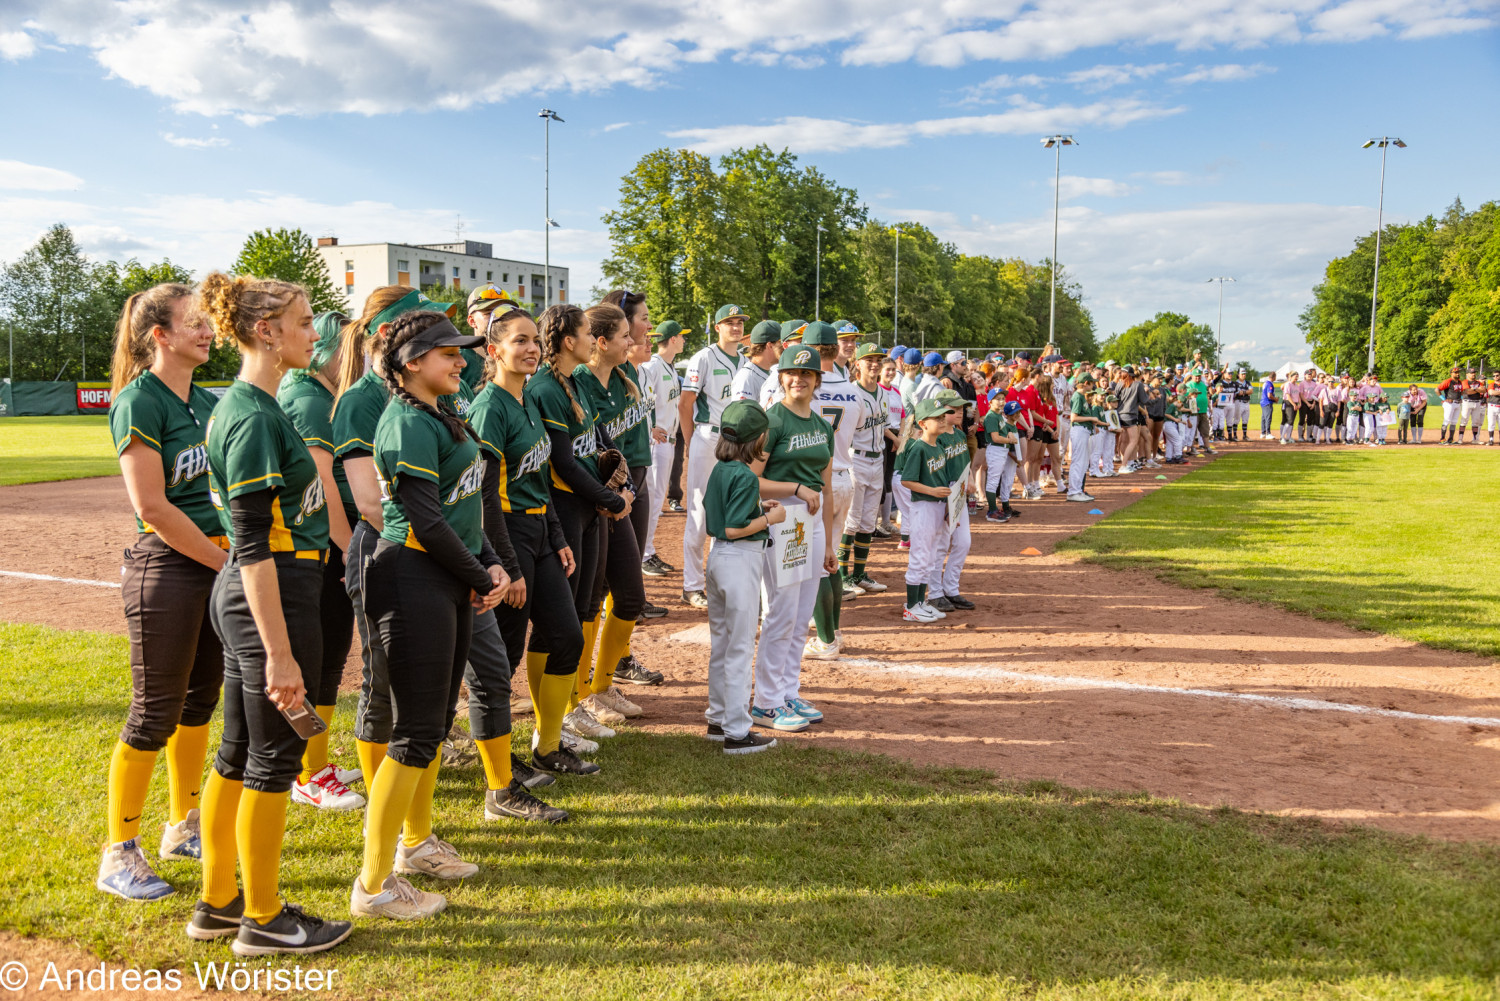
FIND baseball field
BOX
[1,417,1498,1000]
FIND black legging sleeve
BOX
[479,460,522,579]
[396,477,499,594]
[544,426,625,513]
[228,489,276,565]
[545,505,568,555]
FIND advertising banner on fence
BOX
[77,382,112,412]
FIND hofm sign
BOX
[77,382,112,411]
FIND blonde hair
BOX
[585,303,640,401]
[337,285,412,399]
[109,283,194,394]
[199,272,306,352]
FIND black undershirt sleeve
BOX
[396,477,496,593]
[479,459,521,579]
[545,504,568,555]
[229,489,277,566]
[544,426,624,512]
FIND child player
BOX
[840,342,893,594]
[983,400,1022,522]
[925,391,973,613]
[898,398,955,623]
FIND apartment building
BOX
[315,238,569,315]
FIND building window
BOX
[559,279,565,289]
[486,271,492,281]
[502,273,508,283]
[469,268,476,279]
[397,259,409,271]
[452,267,459,278]
[344,260,353,271]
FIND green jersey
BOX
[897,437,948,502]
[109,370,221,537]
[938,428,968,482]
[332,371,389,458]
[705,460,766,542]
[574,362,653,469]
[442,379,474,420]
[1069,391,1092,419]
[981,408,1016,446]
[374,398,486,554]
[206,380,329,553]
[762,403,833,491]
[524,364,602,492]
[469,382,553,514]
[277,375,355,521]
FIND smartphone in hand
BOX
[279,700,327,739]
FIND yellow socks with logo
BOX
[356,740,387,790]
[237,788,290,924]
[572,615,600,709]
[297,705,337,783]
[199,769,243,909]
[107,741,157,844]
[401,758,442,849]
[359,757,422,895]
[591,605,636,695]
[476,736,513,791]
[525,651,545,710]
[536,666,575,756]
[163,723,211,826]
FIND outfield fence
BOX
[0,380,232,417]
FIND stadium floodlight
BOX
[815,224,827,322]
[1041,135,1078,347]
[540,109,564,308]
[1362,137,1407,374]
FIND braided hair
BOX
[538,304,587,423]
[584,303,640,401]
[380,312,474,444]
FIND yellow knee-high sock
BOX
[107,741,158,845]
[356,740,387,789]
[297,705,336,783]
[536,665,574,756]
[524,651,545,713]
[476,736,513,791]
[237,789,290,924]
[359,758,423,895]
[401,758,442,849]
[591,609,637,695]
[199,770,243,908]
[164,723,211,825]
[572,614,600,709]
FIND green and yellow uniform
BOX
[109,371,221,537]
[762,404,834,490]
[278,376,356,524]
[374,399,486,554]
[896,438,948,502]
[705,460,767,542]
[574,362,653,470]
[468,382,553,515]
[524,364,601,491]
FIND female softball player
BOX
[703,399,783,755]
[352,310,507,921]
[840,343,892,593]
[194,272,351,956]
[100,283,225,901]
[750,345,835,731]
[898,398,955,623]
[276,311,362,812]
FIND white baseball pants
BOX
[681,425,718,593]
[753,497,824,711]
[706,537,764,740]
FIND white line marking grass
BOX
[0,569,121,588]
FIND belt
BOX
[854,448,883,459]
[294,549,326,562]
[696,424,720,436]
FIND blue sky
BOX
[2,1,1497,368]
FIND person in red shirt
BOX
[1436,366,1464,444]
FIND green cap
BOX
[719,399,769,443]
[935,388,963,406]
[748,320,782,345]
[778,345,822,374]
[651,320,687,341]
[714,304,747,323]
[1105,393,1119,403]
[370,289,459,331]
[834,320,860,338]
[781,319,808,341]
[914,398,950,421]
[854,342,884,361]
[801,320,838,346]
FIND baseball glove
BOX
[596,448,630,490]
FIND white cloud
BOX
[1170,62,1275,84]
[1057,175,1137,199]
[601,122,637,133]
[0,160,83,191]
[666,99,1185,154]
[162,133,230,149]
[0,1,1491,119]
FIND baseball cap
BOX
[890,344,907,357]
[391,317,484,367]
[719,399,768,443]
[714,304,747,323]
[1237,368,1246,374]
[901,348,922,365]
[913,398,951,421]
[1104,393,1119,403]
[1016,350,1032,362]
[467,283,526,316]
[1002,401,1022,416]
[651,320,688,341]
[945,350,966,365]
[777,345,822,373]
[834,320,860,338]
[801,321,839,346]
[934,389,963,408]
[855,342,884,361]
[370,289,459,331]
[923,351,944,366]
[748,320,782,345]
[781,319,808,342]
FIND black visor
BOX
[394,318,484,367]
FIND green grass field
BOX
[0,415,117,485]
[1059,447,1500,657]
[2,622,1498,1000]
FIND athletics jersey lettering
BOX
[602,397,654,443]
[572,429,599,460]
[293,476,327,527]
[445,453,485,505]
[927,455,946,474]
[167,444,210,487]
[514,434,550,479]
[787,430,829,451]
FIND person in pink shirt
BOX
[1279,373,1300,445]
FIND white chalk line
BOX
[668,626,1500,729]
[0,569,121,589]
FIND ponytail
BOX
[380,312,474,444]
[335,285,412,400]
[110,283,194,395]
[584,303,640,401]
[539,304,587,423]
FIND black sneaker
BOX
[641,557,669,577]
[948,594,976,610]
[667,499,685,513]
[705,722,725,741]
[638,601,670,620]
[654,555,678,573]
[615,655,664,686]
[232,904,352,957]
[927,596,956,613]
[511,753,555,789]
[724,731,777,755]
[872,524,892,538]
[532,745,601,776]
[485,782,569,823]
[186,893,244,941]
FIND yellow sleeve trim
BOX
[395,460,439,477]
[542,418,567,429]
[303,435,334,451]
[335,436,374,452]
[228,472,281,491]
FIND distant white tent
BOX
[1272,360,1324,382]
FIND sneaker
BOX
[532,744,601,776]
[638,601,669,620]
[705,722,726,741]
[724,731,778,755]
[564,707,616,739]
[641,557,669,577]
[334,764,363,786]
[593,685,643,719]
[948,594,976,610]
[652,554,678,572]
[682,590,709,609]
[803,636,840,661]
[511,753,554,789]
[233,903,352,956]
[840,579,863,600]
[786,697,823,723]
[561,730,599,755]
[395,834,478,880]
[159,808,201,861]
[1066,492,1091,502]
[350,873,445,921]
[292,764,366,812]
[920,601,948,620]
[1003,507,1021,519]
[186,893,244,940]
[97,839,174,900]
[854,575,887,592]
[750,705,810,732]
[614,655,664,686]
[927,595,956,613]
[667,499,685,513]
[872,523,893,538]
[898,539,910,550]
[985,511,1009,523]
[485,782,569,823]
[579,693,627,726]
[903,603,940,622]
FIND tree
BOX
[233,227,347,313]
[1004,259,1098,359]
[0,224,100,380]
[1101,311,1218,368]
[856,221,955,351]
[1426,201,1500,370]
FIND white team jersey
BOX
[638,355,680,441]
[758,364,780,409]
[850,381,888,454]
[731,361,772,403]
[682,343,741,430]
[880,385,905,430]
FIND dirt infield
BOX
[3,445,1499,842]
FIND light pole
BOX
[539,108,564,309]
[814,224,826,322]
[1041,134,1078,347]
[1205,277,1235,360]
[1361,137,1406,376]
[892,226,902,349]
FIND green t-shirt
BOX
[277,375,355,521]
[762,403,833,491]
[524,364,602,492]
[469,382,553,514]
[109,371,221,536]
[459,347,486,391]
[332,371,389,458]
[897,437,948,502]
[442,379,474,421]
[939,428,968,482]
[574,362,653,470]
[1069,391,1092,419]
[705,460,766,542]
[982,408,1016,446]
[206,380,329,552]
[1187,380,1208,413]
[374,398,486,554]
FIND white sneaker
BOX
[97,839,174,900]
[350,872,446,919]
[919,601,947,620]
[902,604,940,623]
[531,728,600,756]
[159,808,201,861]
[334,764,362,786]
[803,636,841,660]
[394,834,478,880]
[593,685,643,719]
[292,763,366,811]
[1066,492,1092,502]
[564,707,616,739]
[855,576,887,592]
[578,694,626,726]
